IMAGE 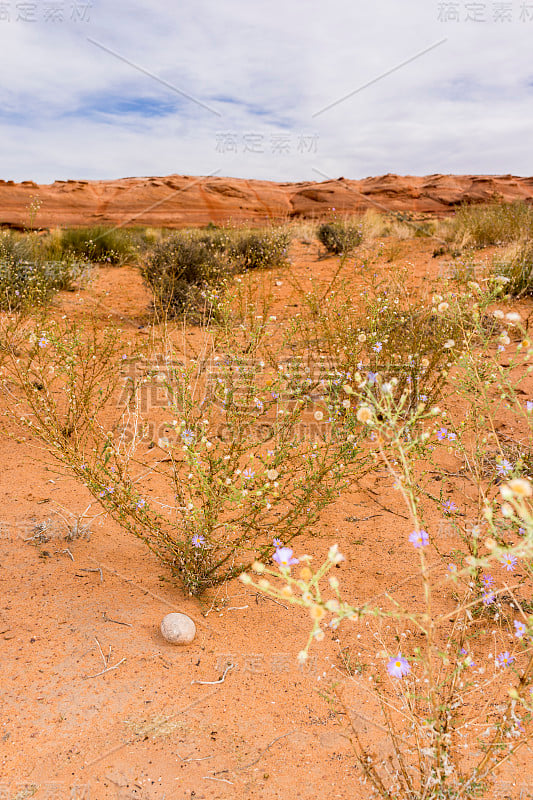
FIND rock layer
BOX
[1,173,533,229]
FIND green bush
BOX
[317,220,363,255]
[0,232,87,311]
[141,227,292,318]
[58,226,136,264]
[140,231,230,318]
[447,201,533,249]
[229,228,291,271]
[493,240,533,296]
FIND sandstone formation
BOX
[1,173,532,229]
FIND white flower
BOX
[493,309,505,319]
[506,312,521,323]
[356,406,373,424]
[328,544,345,564]
[501,502,514,518]
[506,478,533,498]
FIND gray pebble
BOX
[160,612,196,645]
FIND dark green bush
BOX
[140,232,230,318]
[229,229,291,271]
[58,226,136,264]
[0,233,86,311]
[140,226,292,318]
[317,220,363,255]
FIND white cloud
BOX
[0,0,532,181]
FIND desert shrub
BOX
[58,226,136,264]
[141,227,292,318]
[317,219,363,254]
[292,268,477,413]
[492,240,533,296]
[228,228,291,271]
[363,210,438,241]
[241,356,533,799]
[140,231,230,319]
[1,308,371,594]
[0,232,88,311]
[446,200,533,249]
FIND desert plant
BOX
[1,304,371,594]
[140,231,230,319]
[492,240,533,297]
[228,228,291,271]
[240,383,533,800]
[0,232,88,311]
[290,267,476,413]
[445,201,533,250]
[58,226,136,264]
[317,219,363,255]
[363,210,438,242]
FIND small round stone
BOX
[160,612,196,645]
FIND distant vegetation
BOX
[140,226,291,318]
[443,200,533,249]
[0,229,88,311]
[317,219,363,254]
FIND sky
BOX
[0,0,532,182]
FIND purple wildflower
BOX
[501,553,518,572]
[409,529,429,548]
[496,459,513,478]
[497,651,514,668]
[387,654,411,678]
[442,499,458,514]
[272,547,299,569]
[181,428,195,446]
[514,620,527,639]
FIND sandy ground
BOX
[1,236,532,799]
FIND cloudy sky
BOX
[1,0,532,182]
